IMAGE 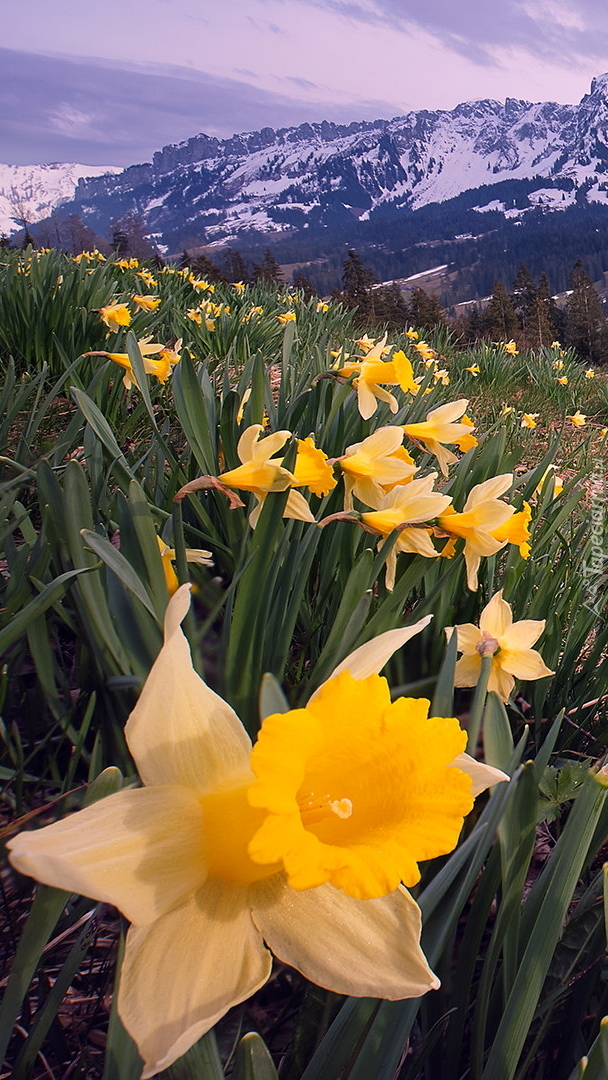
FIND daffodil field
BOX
[1,247,608,1080]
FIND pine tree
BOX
[252,248,284,284]
[486,280,519,341]
[222,249,251,284]
[565,259,607,363]
[190,253,227,283]
[406,287,446,332]
[341,250,375,318]
[292,271,319,300]
[537,272,564,344]
[510,264,538,344]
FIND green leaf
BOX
[232,1033,279,1080]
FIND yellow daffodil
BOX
[433,369,450,385]
[316,301,329,312]
[136,270,157,287]
[413,341,436,361]
[219,425,313,528]
[403,399,477,476]
[501,404,515,416]
[405,329,419,340]
[533,465,563,501]
[98,302,131,331]
[361,473,452,590]
[491,501,532,558]
[187,308,203,324]
[354,334,376,352]
[292,438,337,497]
[465,364,480,376]
[8,586,505,1075]
[567,411,587,427]
[90,337,175,390]
[277,311,296,324]
[339,427,418,511]
[231,281,246,292]
[132,294,161,312]
[447,589,553,701]
[503,341,519,356]
[585,369,595,378]
[521,413,539,429]
[189,276,214,292]
[338,340,418,419]
[157,537,213,595]
[550,341,561,348]
[552,359,565,370]
[454,414,478,453]
[438,474,514,591]
[556,376,569,386]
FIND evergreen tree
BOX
[252,248,284,284]
[190,253,227,283]
[373,281,410,329]
[292,271,319,299]
[110,213,157,260]
[406,287,446,332]
[221,249,251,283]
[486,280,519,341]
[536,272,564,344]
[565,259,607,363]
[341,249,375,318]
[510,264,538,344]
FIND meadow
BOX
[1,246,607,1080]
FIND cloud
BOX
[0,47,399,166]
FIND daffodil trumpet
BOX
[8,587,506,1078]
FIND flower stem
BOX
[466,654,493,755]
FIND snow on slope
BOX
[0,163,120,236]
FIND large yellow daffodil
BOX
[219,425,314,528]
[403,400,478,476]
[447,590,554,701]
[361,473,452,590]
[438,474,514,591]
[8,588,505,1077]
[339,427,417,510]
[100,338,177,390]
[338,339,418,419]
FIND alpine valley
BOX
[12,74,608,303]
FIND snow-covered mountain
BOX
[34,72,608,252]
[0,163,120,236]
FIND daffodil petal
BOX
[284,489,316,522]
[454,652,483,687]
[451,752,509,794]
[449,623,482,654]
[498,648,554,681]
[7,786,207,925]
[126,586,251,792]
[356,379,378,420]
[464,474,512,510]
[488,664,516,701]
[500,620,546,651]
[250,878,439,999]
[321,615,433,689]
[479,591,513,638]
[119,884,272,1078]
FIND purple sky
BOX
[4,0,608,167]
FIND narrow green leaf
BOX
[232,1032,279,1080]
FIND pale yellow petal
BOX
[126,585,251,792]
[320,615,433,689]
[454,652,483,687]
[450,752,509,794]
[7,787,206,925]
[358,426,405,459]
[427,399,468,424]
[479,591,512,638]
[464,474,512,510]
[237,424,265,463]
[452,623,483,655]
[119,884,272,1078]
[284,489,316,522]
[251,429,292,462]
[464,548,481,591]
[499,648,554,681]
[488,664,516,701]
[500,619,546,651]
[370,385,399,413]
[357,378,378,419]
[250,878,439,999]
